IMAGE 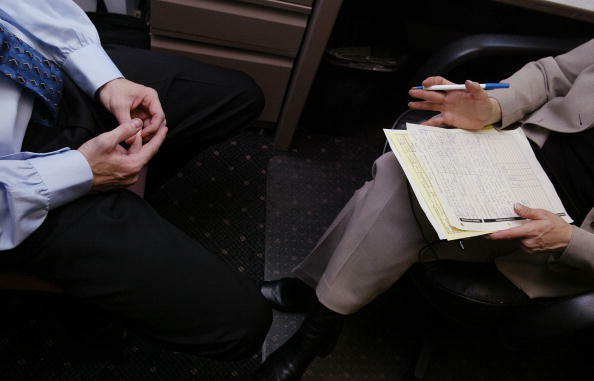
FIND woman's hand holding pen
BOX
[408,76,502,130]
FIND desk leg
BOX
[273,0,343,150]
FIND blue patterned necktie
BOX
[0,22,63,127]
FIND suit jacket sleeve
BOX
[488,40,594,273]
[555,215,594,273]
[488,39,594,147]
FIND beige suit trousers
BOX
[293,153,594,315]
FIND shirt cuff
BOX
[27,150,93,210]
[62,43,123,97]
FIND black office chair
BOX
[409,33,587,86]
[390,34,594,380]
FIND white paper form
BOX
[406,123,572,231]
[384,129,491,240]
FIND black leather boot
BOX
[260,277,317,313]
[253,300,344,381]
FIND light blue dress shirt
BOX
[0,0,123,250]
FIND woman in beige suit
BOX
[254,39,594,381]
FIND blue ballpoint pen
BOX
[412,83,510,91]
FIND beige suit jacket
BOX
[487,39,594,295]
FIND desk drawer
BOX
[238,0,312,14]
[151,0,308,58]
[151,35,292,122]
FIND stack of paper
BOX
[384,123,572,241]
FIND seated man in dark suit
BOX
[0,0,270,359]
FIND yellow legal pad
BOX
[384,129,494,240]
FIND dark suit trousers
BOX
[3,46,271,360]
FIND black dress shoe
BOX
[253,301,343,381]
[260,277,317,313]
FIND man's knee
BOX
[111,46,265,123]
[171,54,265,121]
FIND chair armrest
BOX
[500,291,594,346]
[411,34,587,84]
